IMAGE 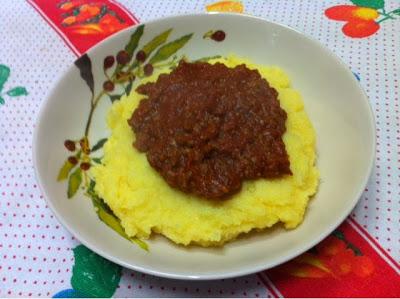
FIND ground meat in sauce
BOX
[128,61,292,199]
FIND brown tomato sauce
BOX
[128,61,291,199]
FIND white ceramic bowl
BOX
[33,13,375,280]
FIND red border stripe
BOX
[109,0,140,24]
[348,217,400,272]
[264,219,400,297]
[257,273,281,298]
[28,0,138,55]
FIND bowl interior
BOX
[34,13,375,279]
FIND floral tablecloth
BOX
[0,0,399,297]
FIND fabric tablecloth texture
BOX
[0,0,399,297]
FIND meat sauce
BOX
[128,61,291,199]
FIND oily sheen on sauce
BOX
[128,61,291,199]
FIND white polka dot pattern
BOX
[115,271,269,298]
[0,0,398,297]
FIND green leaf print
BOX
[93,199,149,251]
[71,245,122,298]
[57,159,75,181]
[88,181,127,235]
[333,230,362,256]
[91,138,108,152]
[75,54,94,95]
[142,28,172,56]
[124,79,133,95]
[109,94,122,102]
[149,33,193,64]
[194,55,222,62]
[96,203,127,238]
[87,180,149,251]
[124,24,144,57]
[392,8,400,15]
[67,167,82,198]
[0,65,28,106]
[92,157,102,164]
[0,64,10,92]
[350,0,384,9]
[6,86,28,97]
[132,238,149,251]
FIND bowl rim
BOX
[33,12,376,280]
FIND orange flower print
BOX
[98,14,127,33]
[59,0,86,11]
[61,4,101,26]
[325,1,400,38]
[58,0,129,35]
[206,1,244,13]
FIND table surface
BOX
[0,0,399,297]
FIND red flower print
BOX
[271,230,376,280]
[58,0,129,36]
[317,235,347,257]
[322,248,355,276]
[325,5,380,38]
[325,1,400,39]
[352,255,375,277]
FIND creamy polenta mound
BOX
[91,55,319,247]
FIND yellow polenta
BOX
[91,55,319,247]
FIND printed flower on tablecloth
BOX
[0,64,28,106]
[325,0,400,38]
[206,1,244,13]
[53,245,122,298]
[58,0,129,35]
[271,230,375,279]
